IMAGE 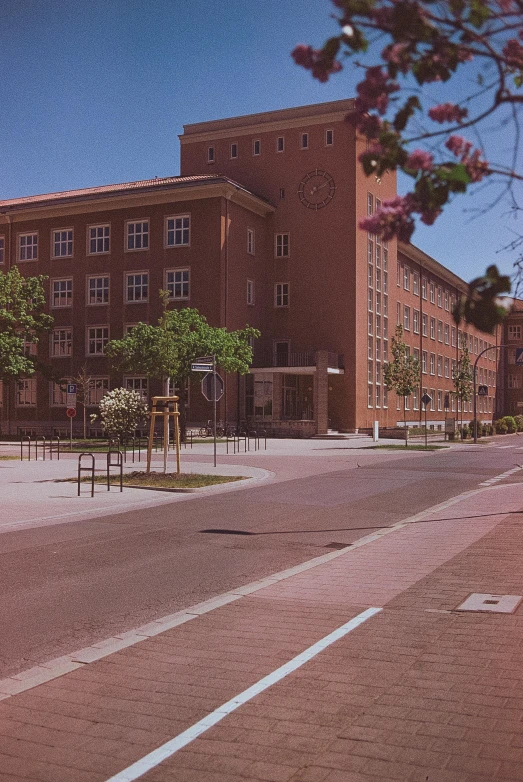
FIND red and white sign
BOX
[66,407,76,418]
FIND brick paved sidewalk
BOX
[1,483,523,781]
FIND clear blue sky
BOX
[0,0,519,285]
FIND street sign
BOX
[445,418,456,434]
[191,363,213,372]
[516,348,523,365]
[201,372,224,402]
[67,383,77,394]
[421,393,432,406]
[477,385,488,396]
[66,383,77,408]
[66,407,76,418]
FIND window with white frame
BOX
[52,278,72,308]
[165,268,189,299]
[474,337,478,354]
[397,263,401,287]
[230,142,238,159]
[430,317,435,339]
[87,276,109,305]
[368,313,373,335]
[88,225,110,254]
[413,387,419,410]
[275,282,289,307]
[126,221,149,251]
[301,132,309,149]
[451,326,456,347]
[51,328,72,357]
[422,351,428,374]
[126,273,148,302]
[413,271,419,295]
[403,305,411,331]
[325,129,333,146]
[247,279,255,306]
[88,377,109,405]
[368,289,373,312]
[247,228,255,255]
[368,336,373,359]
[508,325,522,340]
[396,301,401,325]
[50,379,71,406]
[421,276,427,299]
[16,378,36,406]
[53,229,73,258]
[376,268,381,291]
[0,236,4,263]
[444,291,449,311]
[437,320,443,342]
[207,146,215,163]
[444,324,450,344]
[437,287,442,307]
[445,357,450,378]
[422,313,428,337]
[275,233,289,257]
[429,281,435,303]
[403,266,410,291]
[368,193,374,215]
[376,292,381,314]
[253,139,261,156]
[430,353,436,375]
[413,309,419,334]
[368,384,373,407]
[19,233,38,261]
[125,376,149,402]
[166,215,190,247]
[437,355,443,376]
[22,335,37,356]
[87,326,109,355]
[277,136,284,152]
[437,389,443,410]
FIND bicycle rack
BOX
[237,430,247,453]
[34,435,46,461]
[20,435,31,461]
[258,429,267,451]
[78,453,95,497]
[107,449,123,492]
[49,435,60,460]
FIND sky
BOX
[0,0,520,286]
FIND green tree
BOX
[453,344,474,437]
[0,267,53,381]
[105,298,260,436]
[384,324,421,446]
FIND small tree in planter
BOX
[91,387,148,446]
[384,325,421,448]
[453,346,473,440]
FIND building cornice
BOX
[398,241,468,292]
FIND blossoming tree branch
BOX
[292,0,522,330]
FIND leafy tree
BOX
[453,344,474,436]
[91,387,148,443]
[0,267,53,381]
[105,297,260,436]
[292,0,518,330]
[384,324,421,445]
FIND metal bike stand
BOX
[20,435,31,461]
[78,453,95,497]
[107,449,123,492]
[34,435,46,461]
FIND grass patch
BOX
[370,444,448,451]
[75,471,246,489]
[0,455,18,460]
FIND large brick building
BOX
[0,99,505,436]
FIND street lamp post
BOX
[473,344,506,443]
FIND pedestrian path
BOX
[1,479,523,780]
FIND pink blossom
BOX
[428,103,468,124]
[445,135,470,156]
[291,44,343,83]
[420,207,442,226]
[446,136,489,182]
[382,42,411,73]
[347,111,384,139]
[355,66,399,115]
[359,195,416,242]
[503,39,523,69]
[405,149,434,171]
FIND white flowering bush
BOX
[92,387,148,442]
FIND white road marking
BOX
[478,465,522,487]
[103,606,382,782]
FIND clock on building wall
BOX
[298,170,335,209]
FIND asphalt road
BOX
[1,441,522,677]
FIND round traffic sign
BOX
[66,407,77,418]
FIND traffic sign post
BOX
[66,406,76,449]
[421,393,432,448]
[196,356,223,467]
[66,382,77,409]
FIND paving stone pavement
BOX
[1,482,523,780]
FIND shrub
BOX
[514,415,523,432]
[91,387,148,442]
[502,415,517,434]
[494,418,508,434]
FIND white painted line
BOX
[103,606,381,782]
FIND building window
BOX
[508,325,522,340]
[88,377,109,405]
[166,215,190,247]
[53,229,73,258]
[412,272,419,295]
[437,355,443,376]
[397,263,401,287]
[368,289,373,312]
[253,139,261,156]
[247,279,255,306]
[0,236,4,263]
[437,389,443,411]
[87,276,109,305]
[403,266,410,291]
[52,279,72,308]
[325,129,333,146]
[437,287,442,307]
[422,351,428,373]
[403,305,411,331]
[444,324,450,344]
[125,376,149,402]
[126,273,148,302]
[207,146,215,163]
[445,357,450,378]
[275,282,289,307]
[367,193,374,215]
[88,225,110,255]
[413,309,419,334]
[368,313,373,335]
[444,291,450,311]
[277,136,284,152]
[247,228,255,255]
[430,353,436,375]
[429,281,435,304]
[16,378,36,406]
[451,326,456,347]
[437,320,443,342]
[230,142,238,159]
[18,233,38,261]
[279,188,285,199]
[421,277,427,300]
[422,313,428,337]
[126,221,149,251]
[87,326,109,355]
[275,233,290,257]
[165,268,190,300]
[430,317,436,339]
[51,328,72,357]
[50,379,71,407]
[376,268,382,291]
[301,132,309,149]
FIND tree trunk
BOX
[404,395,408,448]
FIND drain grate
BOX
[456,593,523,614]
[324,542,352,550]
